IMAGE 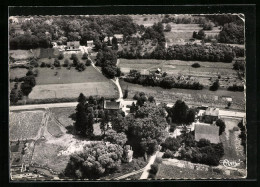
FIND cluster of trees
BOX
[215,119,226,135]
[10,15,137,49]
[118,43,243,63]
[95,45,121,78]
[166,100,196,125]
[227,84,244,92]
[162,132,224,166]
[192,30,206,40]
[124,70,203,91]
[237,120,246,154]
[218,23,244,44]
[141,22,166,43]
[233,60,245,71]
[174,16,209,25]
[10,82,23,104]
[64,142,123,179]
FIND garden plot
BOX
[49,107,75,127]
[9,110,44,141]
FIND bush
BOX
[162,149,174,158]
[85,59,92,66]
[191,63,201,68]
[82,52,88,60]
[149,163,158,175]
[227,84,244,92]
[63,59,69,67]
[209,79,220,91]
[40,62,46,67]
[54,59,61,67]
[58,53,64,60]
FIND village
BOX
[9,14,246,180]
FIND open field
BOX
[130,14,163,27]
[36,66,108,85]
[9,110,44,141]
[47,118,63,138]
[9,50,34,61]
[155,164,237,179]
[10,68,28,79]
[31,140,70,173]
[29,81,118,100]
[120,79,245,111]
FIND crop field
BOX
[10,68,28,79]
[29,81,118,100]
[155,164,235,179]
[120,79,245,111]
[9,110,44,141]
[47,118,63,138]
[49,107,75,127]
[36,66,108,85]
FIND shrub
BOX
[63,59,69,67]
[150,163,158,175]
[76,62,86,72]
[209,79,220,91]
[227,84,244,92]
[85,59,92,66]
[40,62,46,67]
[58,53,64,60]
[191,63,201,68]
[54,59,61,67]
[162,149,174,158]
[70,53,77,60]
[82,52,88,60]
[216,119,226,135]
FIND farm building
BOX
[203,107,219,124]
[104,100,122,111]
[87,40,94,47]
[66,41,80,51]
[194,123,220,144]
[114,34,124,43]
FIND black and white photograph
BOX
[8,7,252,181]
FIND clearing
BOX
[10,68,28,79]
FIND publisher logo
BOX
[219,159,242,168]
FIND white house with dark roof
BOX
[66,41,80,51]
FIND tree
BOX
[82,52,88,60]
[197,29,206,40]
[123,89,128,99]
[186,109,196,124]
[54,58,61,67]
[164,24,172,32]
[58,53,64,60]
[171,100,189,124]
[78,93,86,104]
[209,79,220,91]
[85,59,92,66]
[73,56,80,67]
[192,31,197,38]
[26,70,34,76]
[104,129,127,146]
[148,96,155,103]
[86,113,94,137]
[76,62,86,72]
[161,137,181,152]
[75,102,87,135]
[218,23,244,44]
[64,142,123,179]
[216,119,226,135]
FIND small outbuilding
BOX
[203,107,219,124]
[66,41,80,51]
[104,100,122,111]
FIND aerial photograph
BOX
[9,13,246,180]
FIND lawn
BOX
[130,14,162,27]
[9,110,44,141]
[49,107,75,127]
[155,164,238,179]
[29,82,118,100]
[31,140,70,173]
[119,79,245,111]
[36,66,109,85]
[9,50,34,60]
[10,68,28,79]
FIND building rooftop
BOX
[114,34,124,39]
[205,107,219,117]
[67,41,80,47]
[104,101,121,110]
[194,123,220,144]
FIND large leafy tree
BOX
[64,142,123,179]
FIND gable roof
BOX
[67,41,80,47]
[195,123,220,144]
[205,107,219,117]
[104,101,121,110]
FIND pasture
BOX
[29,82,118,100]
[119,79,245,111]
[36,66,108,85]
[9,110,44,141]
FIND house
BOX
[194,123,220,144]
[114,34,124,43]
[66,41,80,51]
[203,107,219,123]
[104,100,122,111]
[87,40,94,47]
